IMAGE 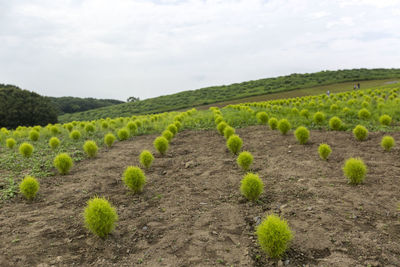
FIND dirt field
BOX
[1,126,400,266]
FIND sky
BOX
[1,0,400,101]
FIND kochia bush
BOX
[104,133,116,148]
[358,108,371,120]
[318,144,332,160]
[123,166,146,193]
[217,121,228,135]
[19,176,40,200]
[268,118,278,130]
[313,112,325,125]
[256,112,269,125]
[277,119,291,135]
[154,136,169,155]
[294,126,309,144]
[29,130,40,141]
[139,150,154,169]
[117,128,129,141]
[85,123,95,133]
[162,130,173,142]
[19,142,34,158]
[237,151,254,171]
[223,126,235,139]
[381,135,395,151]
[83,140,98,158]
[6,138,16,149]
[70,130,81,140]
[353,125,368,141]
[84,197,118,238]
[240,173,264,201]
[167,124,178,136]
[49,137,60,150]
[54,153,73,175]
[227,134,243,155]
[329,116,342,131]
[343,158,367,185]
[379,114,392,126]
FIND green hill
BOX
[48,96,124,115]
[58,68,400,123]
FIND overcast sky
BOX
[1,0,400,101]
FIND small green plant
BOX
[268,118,278,130]
[104,133,116,148]
[227,134,243,155]
[300,109,309,118]
[84,197,118,238]
[343,158,367,185]
[49,137,60,150]
[162,130,173,142]
[50,126,59,135]
[329,116,342,131]
[381,136,395,151]
[318,144,332,160]
[139,150,154,169]
[217,121,228,135]
[277,119,291,135]
[237,151,254,171]
[174,121,182,131]
[379,114,392,126]
[83,140,98,158]
[85,123,95,133]
[69,130,81,140]
[29,130,40,141]
[256,214,293,259]
[19,176,40,200]
[6,138,16,149]
[240,172,264,201]
[19,142,34,158]
[154,136,169,155]
[313,111,325,125]
[294,126,309,144]
[256,112,269,124]
[358,108,371,120]
[127,121,137,133]
[117,128,129,141]
[123,166,146,193]
[54,153,73,175]
[353,125,368,141]
[223,126,235,139]
[167,124,178,136]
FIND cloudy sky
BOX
[1,0,400,101]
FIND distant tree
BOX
[127,96,140,103]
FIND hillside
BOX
[58,68,400,122]
[48,96,124,115]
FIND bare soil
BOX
[1,126,400,267]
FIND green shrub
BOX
[318,144,332,160]
[154,136,169,155]
[217,121,228,135]
[6,138,16,149]
[329,116,342,131]
[300,109,309,118]
[123,166,146,193]
[277,119,291,135]
[358,108,371,120]
[117,128,129,141]
[268,118,278,130]
[101,121,109,129]
[70,130,81,140]
[139,150,154,169]
[353,125,368,141]
[29,130,40,141]
[54,153,73,175]
[83,140,98,158]
[19,176,40,200]
[240,173,264,201]
[85,123,95,133]
[256,214,293,259]
[167,124,178,136]
[227,134,243,155]
[256,112,269,124]
[237,151,254,171]
[84,197,118,238]
[174,121,182,131]
[294,126,309,144]
[313,111,325,125]
[343,158,367,184]
[104,133,116,148]
[65,123,73,132]
[50,126,59,135]
[381,136,395,151]
[379,114,392,126]
[19,142,34,158]
[49,137,60,150]
[127,121,137,133]
[223,126,235,139]
[214,116,224,125]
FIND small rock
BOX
[212,231,218,235]
[199,202,207,205]
[288,150,292,153]
[185,161,194,168]
[142,226,148,231]
[307,207,313,211]
[253,216,262,225]
[284,259,290,265]
[162,171,167,175]
[278,260,284,266]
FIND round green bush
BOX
[358,108,371,120]
[167,124,178,136]
[381,135,395,151]
[256,214,293,259]
[300,109,309,118]
[268,118,278,130]
[256,112,269,125]
[313,112,325,125]
[227,134,243,155]
[117,128,129,141]
[214,116,224,125]
[343,158,367,185]
[139,150,154,169]
[237,151,254,171]
[65,123,73,132]
[83,140,98,158]
[70,130,81,140]
[49,137,60,150]
[19,142,34,158]
[104,133,116,148]
[126,121,137,133]
[6,138,16,149]
[277,119,291,135]
[85,124,95,133]
[294,126,309,144]
[240,173,264,201]
[19,176,40,200]
[329,116,342,131]
[217,121,228,135]
[318,144,332,160]
[101,121,109,129]
[50,126,59,135]
[162,130,173,142]
[379,114,392,126]
[223,126,235,139]
[123,166,146,193]
[54,153,73,175]
[353,125,368,141]
[154,136,169,155]
[29,130,40,141]
[174,121,182,131]
[84,197,118,238]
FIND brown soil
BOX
[1,126,400,267]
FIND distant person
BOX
[327,90,330,96]
[354,84,357,90]
[357,83,360,89]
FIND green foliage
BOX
[277,119,291,135]
[50,96,123,115]
[174,121,182,131]
[352,125,368,141]
[381,135,395,151]
[154,136,169,155]
[268,118,278,130]
[49,137,60,150]
[162,130,173,142]
[237,151,254,171]
[6,138,16,149]
[104,133,116,148]
[294,126,309,144]
[256,112,269,124]
[85,123,95,133]
[19,176,39,200]
[167,124,178,136]
[379,114,392,126]
[358,108,371,120]
[83,140,98,158]
[122,166,146,193]
[117,128,129,141]
[19,142,34,158]
[318,144,332,160]
[70,130,81,140]
[126,121,137,133]
[226,134,243,155]
[256,214,293,259]
[29,130,40,141]
[54,153,73,175]
[217,121,228,135]
[139,150,154,169]
[329,116,342,131]
[313,111,325,125]
[343,158,367,185]
[240,172,264,201]
[300,109,309,118]
[50,126,59,136]
[84,197,118,238]
[223,126,235,139]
